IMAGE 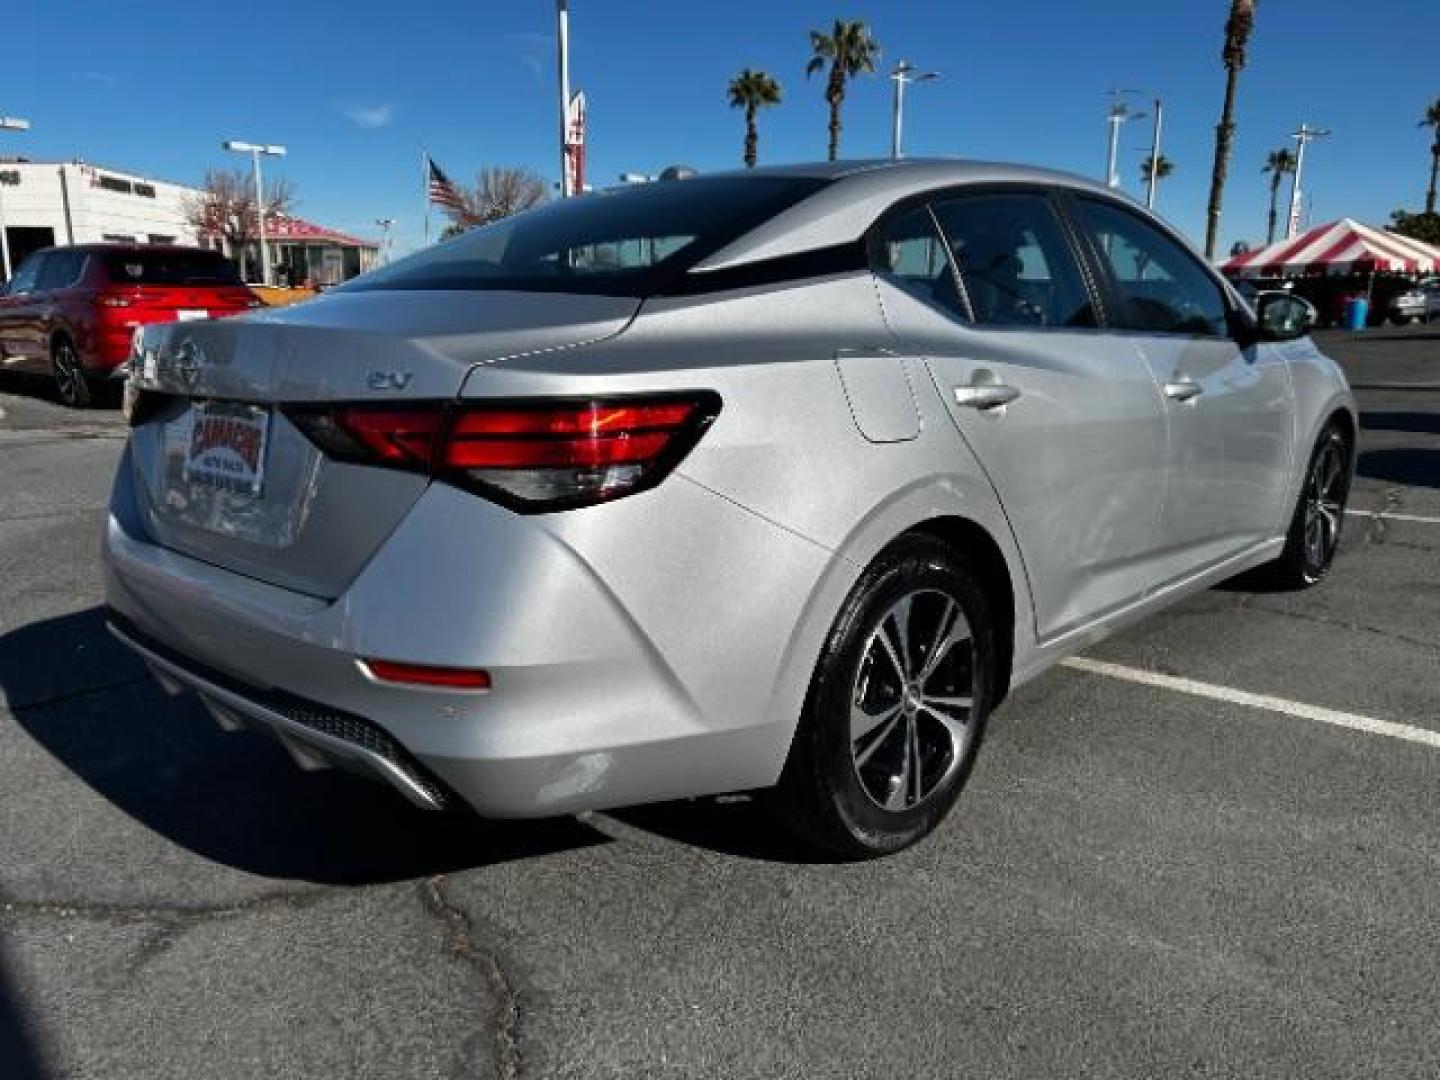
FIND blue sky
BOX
[4,1,1437,258]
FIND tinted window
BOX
[344,176,828,296]
[37,252,86,291]
[871,206,966,320]
[1074,198,1228,336]
[4,255,42,295]
[101,250,243,286]
[931,193,1096,329]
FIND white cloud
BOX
[345,104,395,129]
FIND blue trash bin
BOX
[1345,296,1370,331]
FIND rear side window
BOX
[871,206,966,321]
[36,251,86,291]
[931,193,1097,329]
[1073,198,1228,337]
[344,176,829,296]
[101,250,243,286]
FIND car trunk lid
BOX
[125,289,639,597]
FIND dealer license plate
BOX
[175,309,209,322]
[182,402,271,496]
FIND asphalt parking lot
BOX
[1,327,1437,1079]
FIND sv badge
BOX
[367,370,414,391]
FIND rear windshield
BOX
[343,175,829,296]
[102,250,243,286]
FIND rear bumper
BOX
[107,612,449,810]
[102,443,834,817]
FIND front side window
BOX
[870,206,966,320]
[344,176,829,297]
[3,255,43,295]
[930,193,1096,329]
[1073,198,1229,337]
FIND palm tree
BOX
[1262,147,1297,245]
[728,69,783,168]
[1203,0,1258,259]
[806,20,880,161]
[1140,154,1175,187]
[1420,97,1440,215]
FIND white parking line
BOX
[1061,656,1440,749]
[1345,509,1440,525]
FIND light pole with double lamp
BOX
[1285,124,1330,240]
[0,114,32,281]
[375,218,395,265]
[223,140,287,285]
[889,62,938,160]
[1104,94,1146,189]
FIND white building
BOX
[0,157,379,286]
[0,159,198,273]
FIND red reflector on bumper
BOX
[360,659,492,691]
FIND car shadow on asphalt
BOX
[1360,410,1440,436]
[1357,447,1440,489]
[0,947,47,1080]
[0,371,67,409]
[609,799,855,865]
[1,607,610,885]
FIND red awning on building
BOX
[264,215,376,249]
[1223,219,1440,278]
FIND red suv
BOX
[0,244,260,407]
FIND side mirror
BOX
[1255,291,1316,342]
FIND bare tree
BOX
[443,166,549,231]
[183,167,297,273]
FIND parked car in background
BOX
[1388,283,1431,324]
[105,161,1355,857]
[0,244,260,407]
[1426,280,1440,322]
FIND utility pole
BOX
[0,114,31,281]
[1285,123,1330,240]
[889,61,938,160]
[557,1,572,196]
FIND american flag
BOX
[427,159,467,214]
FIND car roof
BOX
[33,243,219,256]
[691,158,1137,273]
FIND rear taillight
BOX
[288,393,720,512]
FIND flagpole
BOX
[421,148,431,245]
[557,0,571,197]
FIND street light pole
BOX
[889,62,938,160]
[0,114,32,282]
[1145,98,1164,210]
[1104,95,1145,189]
[1285,123,1330,240]
[375,218,395,265]
[557,0,572,197]
[223,140,286,285]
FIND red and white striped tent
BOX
[1222,218,1440,279]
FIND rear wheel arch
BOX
[1327,406,1356,456]
[900,516,1015,709]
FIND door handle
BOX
[1163,379,1204,403]
[954,384,1021,410]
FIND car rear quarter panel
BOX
[459,273,1037,760]
[1278,336,1359,496]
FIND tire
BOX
[52,336,94,409]
[1255,421,1352,589]
[771,534,996,859]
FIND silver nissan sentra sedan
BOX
[104,160,1355,857]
